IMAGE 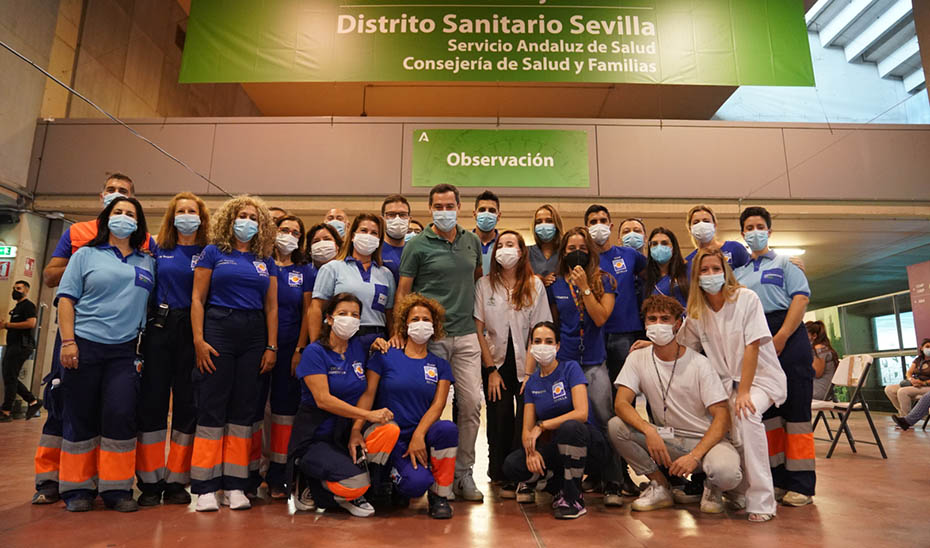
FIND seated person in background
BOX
[608,295,740,514]
[883,338,930,415]
[892,388,930,431]
[806,321,839,400]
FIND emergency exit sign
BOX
[0,246,16,258]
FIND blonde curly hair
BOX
[209,195,275,258]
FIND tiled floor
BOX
[0,412,926,547]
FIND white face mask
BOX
[310,240,337,263]
[588,223,611,246]
[691,221,716,244]
[275,233,299,255]
[923,347,930,358]
[495,247,521,270]
[646,323,676,346]
[530,344,558,366]
[353,233,380,256]
[407,320,434,344]
[385,217,409,240]
[330,315,360,340]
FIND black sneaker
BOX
[137,491,162,506]
[65,497,94,512]
[108,498,139,512]
[554,496,587,519]
[32,489,60,505]
[25,400,43,420]
[0,413,11,423]
[892,415,911,431]
[604,481,624,507]
[499,482,517,499]
[163,487,192,505]
[428,492,453,519]
[515,482,536,504]
[621,477,642,497]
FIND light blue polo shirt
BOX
[57,244,156,345]
[734,251,810,313]
[312,257,396,327]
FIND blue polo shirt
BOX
[548,275,616,366]
[57,245,156,345]
[197,244,277,311]
[599,246,647,334]
[474,229,499,276]
[652,275,688,309]
[524,360,590,423]
[368,347,455,439]
[381,242,404,285]
[313,257,395,328]
[734,251,810,313]
[685,241,750,275]
[297,338,369,441]
[277,263,316,342]
[152,243,203,309]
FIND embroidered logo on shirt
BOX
[288,271,303,287]
[552,381,567,401]
[377,292,387,306]
[723,251,733,263]
[253,261,269,276]
[424,365,439,384]
[352,361,365,380]
[761,268,785,286]
[191,253,202,271]
[612,257,628,274]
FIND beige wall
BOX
[41,0,261,120]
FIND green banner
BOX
[180,0,814,87]
[411,129,590,188]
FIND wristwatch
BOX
[582,288,592,296]
[265,345,278,352]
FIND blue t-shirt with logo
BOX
[296,338,369,441]
[196,244,277,310]
[367,347,455,439]
[152,243,203,309]
[599,245,647,334]
[685,240,750,275]
[524,360,589,423]
[549,275,616,365]
[652,274,688,309]
[381,242,404,285]
[277,263,316,342]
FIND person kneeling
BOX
[503,321,609,520]
[288,293,400,517]
[608,295,741,514]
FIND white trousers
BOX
[732,386,777,515]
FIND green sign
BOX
[411,129,590,188]
[180,0,814,87]
[0,246,17,258]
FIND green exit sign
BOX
[0,246,17,258]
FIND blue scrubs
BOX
[197,244,277,310]
[685,240,750,274]
[524,360,590,423]
[152,243,203,308]
[548,276,615,366]
[296,339,369,441]
[381,242,404,285]
[599,246,647,334]
[652,274,688,308]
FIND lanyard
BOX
[651,344,681,424]
[570,282,586,353]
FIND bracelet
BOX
[265,345,278,352]
[61,341,76,348]
[61,338,75,344]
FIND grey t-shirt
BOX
[528,245,559,277]
[812,346,837,400]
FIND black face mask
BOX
[564,250,589,270]
[11,290,23,301]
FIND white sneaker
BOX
[294,487,316,511]
[631,481,673,512]
[337,496,375,517]
[195,492,219,512]
[227,489,251,510]
[700,485,725,514]
[724,491,746,511]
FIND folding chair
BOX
[815,354,887,459]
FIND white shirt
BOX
[615,346,729,438]
[678,287,787,406]
[473,275,552,381]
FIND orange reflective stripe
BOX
[35,446,61,475]
[325,481,368,500]
[60,448,99,483]
[364,423,400,455]
[430,457,455,487]
[270,423,293,456]
[765,427,786,457]
[135,440,166,473]
[99,449,136,481]
[167,441,193,474]
[785,432,816,461]
[192,437,223,469]
[223,435,251,468]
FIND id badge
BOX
[656,426,675,440]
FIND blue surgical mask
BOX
[744,230,769,252]
[622,232,644,250]
[174,214,201,236]
[234,218,259,242]
[432,210,458,232]
[535,223,557,242]
[102,192,122,208]
[475,212,498,232]
[650,244,673,264]
[404,231,417,243]
[699,273,726,295]
[108,214,137,239]
[326,219,346,237]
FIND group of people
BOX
[21,174,825,523]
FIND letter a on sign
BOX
[418,132,429,142]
